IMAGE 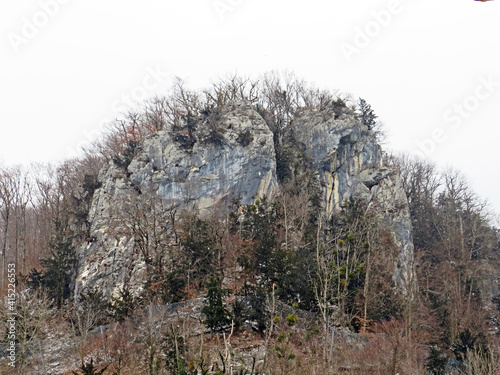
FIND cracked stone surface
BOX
[75,102,278,298]
[75,104,416,299]
[292,107,415,293]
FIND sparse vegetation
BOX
[236,130,253,147]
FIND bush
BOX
[236,130,254,147]
[174,133,196,149]
[77,288,109,325]
[231,298,246,331]
[72,358,108,375]
[113,140,138,170]
[203,106,225,145]
[286,314,299,327]
[331,98,347,119]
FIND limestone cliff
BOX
[75,103,277,298]
[291,108,415,292]
[75,102,415,299]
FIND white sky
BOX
[1,0,499,217]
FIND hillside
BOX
[1,75,499,374]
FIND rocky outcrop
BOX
[292,108,415,293]
[75,103,415,299]
[127,103,277,211]
[75,102,277,298]
[291,109,383,215]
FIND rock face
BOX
[75,102,278,298]
[75,103,415,299]
[291,108,415,293]
[127,103,277,211]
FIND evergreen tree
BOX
[358,98,378,130]
[201,277,232,332]
[108,286,141,322]
[426,346,448,375]
[181,214,219,288]
[39,221,77,308]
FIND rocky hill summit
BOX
[4,76,500,375]
[75,98,415,300]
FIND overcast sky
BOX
[1,0,499,218]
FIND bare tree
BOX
[5,290,53,374]
[391,153,499,351]
[0,165,14,294]
[461,346,500,375]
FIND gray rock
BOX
[291,109,382,215]
[75,102,277,298]
[292,107,415,294]
[75,103,416,299]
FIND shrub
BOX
[286,314,299,327]
[72,358,108,375]
[236,130,254,147]
[174,134,196,149]
[331,98,347,119]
